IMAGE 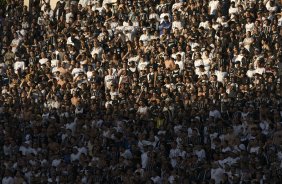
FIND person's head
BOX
[269,0,275,6]
[164,16,169,22]
[199,65,205,71]
[231,1,235,7]
[13,32,18,38]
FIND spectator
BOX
[0,0,282,183]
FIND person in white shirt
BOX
[91,1,104,13]
[104,69,116,91]
[260,120,270,135]
[209,0,219,16]
[199,16,209,30]
[43,5,54,18]
[141,149,149,169]
[13,57,25,74]
[149,8,160,22]
[110,16,119,30]
[169,142,181,168]
[278,14,282,26]
[115,20,125,33]
[51,156,62,167]
[19,142,35,156]
[120,147,133,160]
[66,119,77,135]
[91,41,104,59]
[232,49,245,65]
[139,28,151,46]
[71,63,84,77]
[202,50,212,71]
[172,0,183,11]
[215,14,223,24]
[254,59,265,74]
[2,170,14,184]
[138,59,149,72]
[50,53,59,68]
[86,65,95,81]
[212,18,221,31]
[245,18,254,33]
[78,0,90,7]
[265,0,278,13]
[21,16,30,30]
[151,175,162,184]
[229,2,238,19]
[215,66,228,83]
[137,101,149,119]
[39,52,49,65]
[194,53,204,68]
[243,31,254,52]
[196,65,210,78]
[194,147,206,161]
[211,163,225,184]
[70,147,81,162]
[123,21,137,41]
[209,107,222,119]
[40,0,50,11]
[172,15,183,32]
[10,33,21,53]
[220,16,229,28]
[65,7,74,23]
[160,9,171,23]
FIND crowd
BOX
[0,0,282,183]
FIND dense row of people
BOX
[0,0,282,183]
